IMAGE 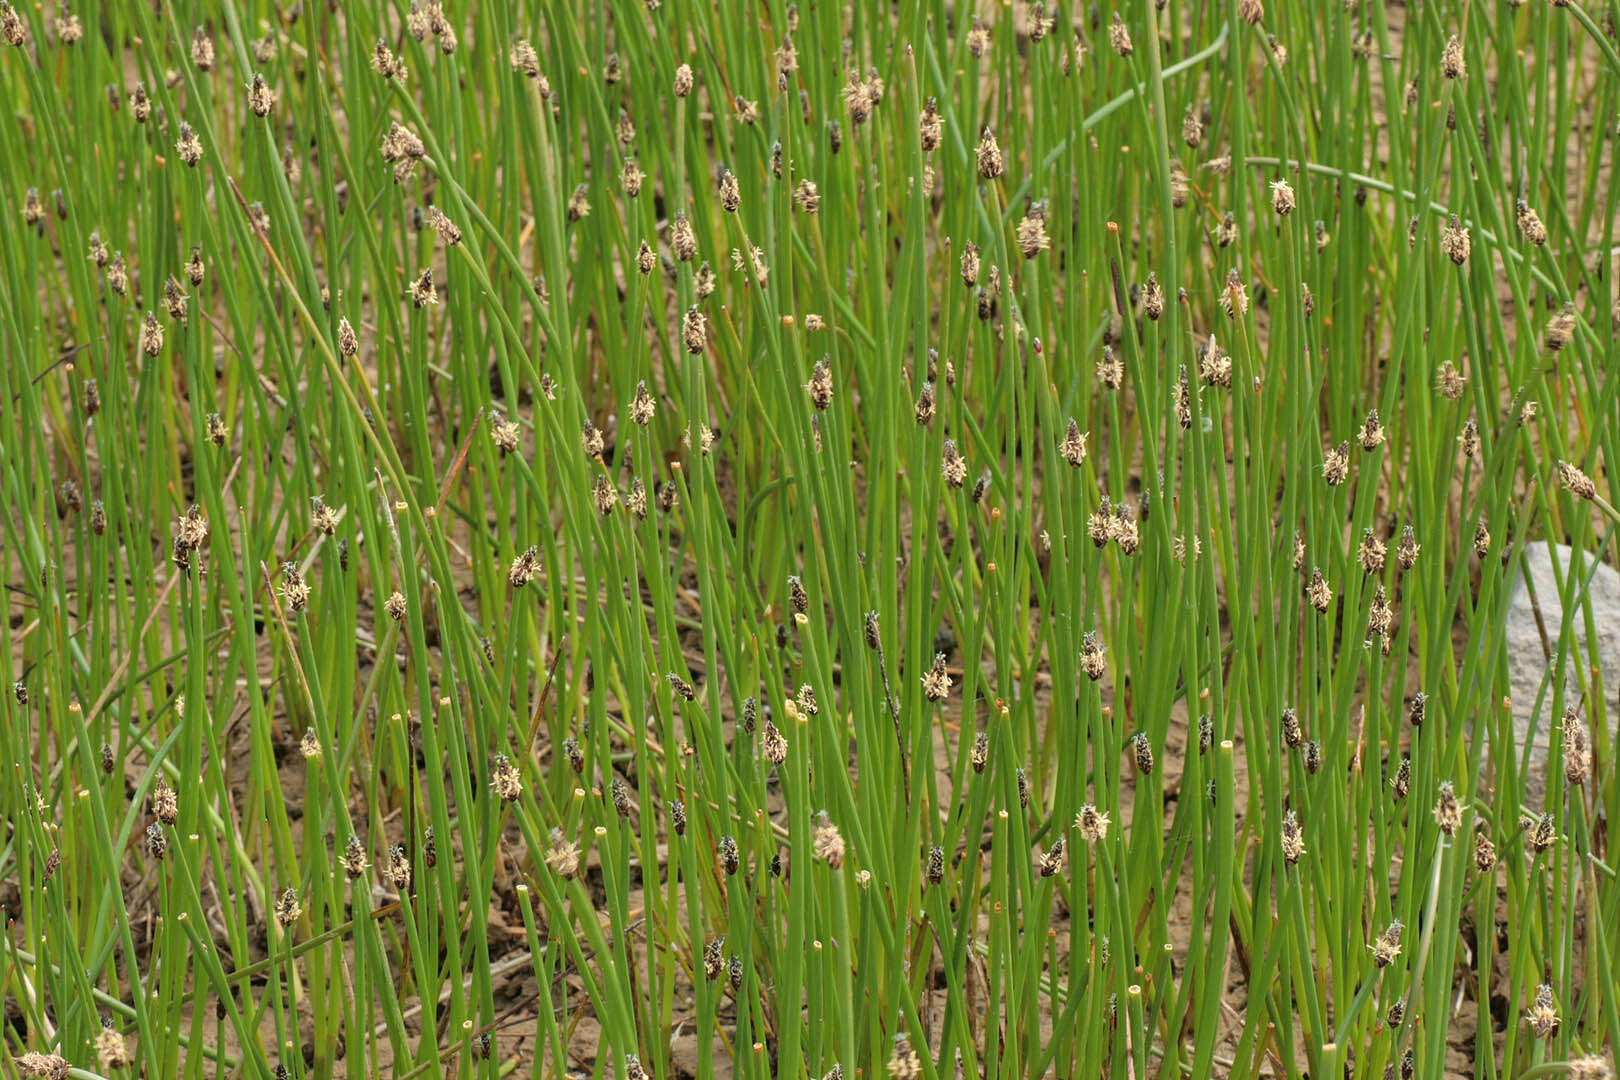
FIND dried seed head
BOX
[1526,984,1558,1039]
[1358,408,1385,450]
[58,479,81,515]
[423,205,462,246]
[701,937,724,981]
[56,6,82,43]
[1307,568,1332,613]
[1070,633,1105,684]
[1545,304,1577,352]
[971,731,990,773]
[802,357,835,410]
[143,821,168,860]
[299,727,321,758]
[717,168,741,213]
[508,545,540,589]
[975,128,1004,179]
[375,589,406,624]
[718,834,740,875]
[247,72,276,117]
[1367,584,1394,643]
[1441,33,1465,79]
[150,777,179,825]
[1270,178,1296,216]
[940,439,967,488]
[16,1054,69,1080]
[1088,496,1116,547]
[889,1033,923,1080]
[922,652,952,702]
[1038,836,1065,877]
[1322,440,1350,486]
[169,120,206,167]
[842,74,875,125]
[1182,105,1205,147]
[966,15,992,57]
[1434,359,1466,399]
[1370,920,1403,967]
[1557,460,1596,500]
[1392,755,1411,800]
[914,381,937,426]
[681,306,708,354]
[1132,731,1154,775]
[1174,367,1193,429]
[489,412,522,456]
[276,561,309,612]
[796,683,819,716]
[566,184,591,222]
[1473,830,1497,873]
[1109,13,1133,55]
[1457,416,1481,460]
[960,242,981,286]
[592,473,619,515]
[1098,345,1125,388]
[1527,812,1557,854]
[379,124,427,187]
[625,476,648,521]
[125,82,156,124]
[1016,211,1050,258]
[310,495,339,537]
[1562,709,1590,785]
[813,814,846,868]
[1433,780,1462,835]
[1472,515,1491,559]
[1280,810,1306,864]
[918,96,945,153]
[608,776,634,818]
[1515,200,1547,245]
[762,719,788,764]
[667,672,696,701]
[1304,740,1322,774]
[1280,707,1304,749]
[162,275,190,324]
[1220,269,1249,319]
[384,844,411,892]
[333,835,367,882]
[1060,418,1089,466]
[1198,336,1232,387]
[95,1025,129,1072]
[106,251,128,295]
[487,753,522,803]
[1396,524,1420,571]
[1169,162,1191,208]
[1075,804,1111,842]
[1440,215,1471,264]
[860,610,882,651]
[407,266,437,308]
[925,845,945,885]
[1238,0,1264,22]
[138,311,165,357]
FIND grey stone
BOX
[1501,541,1620,805]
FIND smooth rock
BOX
[1501,541,1620,805]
